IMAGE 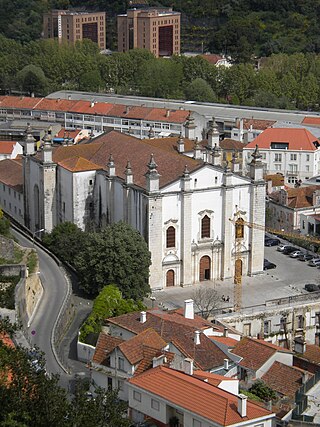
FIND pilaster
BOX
[180,166,193,286]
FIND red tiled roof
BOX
[265,174,285,187]
[232,338,291,371]
[246,128,320,151]
[239,119,276,131]
[0,158,23,192]
[56,129,82,139]
[107,308,227,371]
[200,54,223,64]
[0,96,190,124]
[298,344,320,364]
[193,370,236,386]
[59,156,103,172]
[261,361,306,398]
[302,116,320,126]
[143,136,197,153]
[92,333,123,365]
[220,139,245,150]
[0,141,16,154]
[270,185,320,209]
[118,328,167,365]
[128,366,273,425]
[209,336,238,347]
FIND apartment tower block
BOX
[43,10,106,50]
[117,7,180,57]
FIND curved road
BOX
[12,229,71,386]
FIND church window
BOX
[235,218,244,239]
[166,226,175,248]
[201,215,210,238]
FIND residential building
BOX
[127,366,274,427]
[243,128,320,185]
[0,158,24,223]
[231,118,275,144]
[0,141,23,160]
[265,174,285,195]
[117,7,180,57]
[0,95,201,139]
[43,10,106,50]
[18,123,266,289]
[200,53,232,67]
[267,185,320,233]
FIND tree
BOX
[0,208,10,236]
[192,287,221,319]
[42,222,86,266]
[16,64,48,96]
[185,78,216,102]
[79,285,145,343]
[249,380,277,402]
[74,222,151,300]
[78,70,104,92]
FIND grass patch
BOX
[0,275,20,309]
[27,250,37,274]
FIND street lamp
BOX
[32,228,44,247]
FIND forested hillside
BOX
[1,0,320,59]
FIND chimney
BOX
[183,358,194,375]
[224,358,229,370]
[238,394,247,417]
[68,95,71,100]
[140,311,147,323]
[90,101,95,108]
[125,105,130,114]
[184,299,194,319]
[194,330,201,345]
[302,371,309,385]
[165,109,170,118]
[294,337,306,354]
[152,354,166,368]
[223,327,229,337]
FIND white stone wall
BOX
[0,142,23,161]
[0,184,24,224]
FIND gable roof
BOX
[297,344,320,365]
[246,128,320,151]
[0,158,23,192]
[108,308,227,371]
[270,185,320,209]
[192,370,236,386]
[232,338,291,371]
[92,333,123,365]
[240,119,276,131]
[128,366,273,425]
[0,141,16,155]
[261,361,306,398]
[59,156,103,172]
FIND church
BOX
[21,123,265,290]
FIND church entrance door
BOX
[166,269,175,287]
[199,256,211,281]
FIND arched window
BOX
[166,226,175,248]
[201,215,210,238]
[235,218,244,239]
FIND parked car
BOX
[308,258,320,267]
[298,253,313,262]
[282,246,298,255]
[264,259,276,270]
[277,244,290,252]
[290,250,304,258]
[265,238,280,247]
[304,284,320,292]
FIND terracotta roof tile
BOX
[108,309,227,371]
[265,174,285,187]
[200,54,223,64]
[59,156,103,172]
[302,116,320,126]
[220,139,245,150]
[246,128,320,151]
[0,141,16,154]
[118,328,167,365]
[0,158,23,192]
[142,136,196,153]
[298,344,320,364]
[193,370,236,386]
[209,336,238,347]
[232,338,291,371]
[240,119,276,131]
[270,185,320,208]
[36,97,79,112]
[0,95,42,109]
[261,361,306,398]
[92,333,123,365]
[128,366,273,425]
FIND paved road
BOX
[48,90,315,123]
[12,229,70,383]
[146,240,320,311]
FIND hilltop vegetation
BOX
[1,0,320,58]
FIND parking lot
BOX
[147,238,320,311]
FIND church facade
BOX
[21,125,265,290]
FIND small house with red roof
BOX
[0,141,23,160]
[243,127,320,185]
[127,366,274,427]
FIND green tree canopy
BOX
[16,64,48,96]
[185,78,217,102]
[74,222,151,300]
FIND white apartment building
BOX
[243,128,320,185]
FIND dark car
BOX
[265,238,280,247]
[298,253,313,262]
[282,246,298,255]
[304,284,320,292]
[264,259,276,270]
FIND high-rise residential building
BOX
[43,10,106,50]
[117,7,180,57]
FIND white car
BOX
[308,258,320,267]
[277,244,289,252]
[290,250,304,258]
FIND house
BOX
[267,185,320,233]
[243,128,320,185]
[0,158,24,223]
[0,141,23,160]
[200,53,232,67]
[265,174,285,195]
[127,366,274,427]
[231,119,276,144]
[17,124,266,290]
